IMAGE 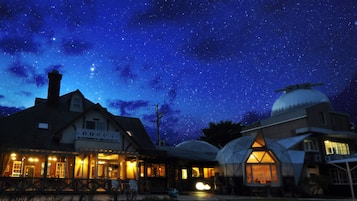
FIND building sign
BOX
[76,128,120,142]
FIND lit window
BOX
[203,168,214,178]
[246,163,278,185]
[182,169,188,179]
[41,162,51,176]
[147,163,165,177]
[247,151,275,163]
[324,140,350,155]
[192,167,201,177]
[252,134,265,147]
[12,161,22,177]
[245,137,279,185]
[56,162,65,178]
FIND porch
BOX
[0,177,150,195]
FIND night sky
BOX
[0,0,357,145]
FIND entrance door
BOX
[25,166,35,177]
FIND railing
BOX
[0,177,150,195]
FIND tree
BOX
[199,121,243,148]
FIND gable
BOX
[0,89,152,153]
[60,107,140,152]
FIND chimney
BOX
[47,70,62,105]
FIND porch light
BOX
[11,153,16,160]
[28,157,39,162]
[48,156,57,161]
[195,182,211,190]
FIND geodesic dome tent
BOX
[216,133,309,185]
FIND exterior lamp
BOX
[11,153,17,160]
[195,182,211,190]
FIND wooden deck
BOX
[0,177,150,195]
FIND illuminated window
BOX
[140,164,145,177]
[246,151,278,185]
[96,154,119,179]
[56,162,65,178]
[182,169,188,179]
[203,168,214,178]
[147,163,165,177]
[41,162,51,176]
[12,161,22,177]
[324,140,350,155]
[252,134,265,148]
[192,167,200,177]
[245,133,279,185]
[126,161,137,179]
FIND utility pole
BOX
[155,104,163,146]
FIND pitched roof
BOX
[0,90,155,153]
[113,116,155,150]
[0,90,91,151]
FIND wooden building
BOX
[0,70,220,195]
[0,70,165,194]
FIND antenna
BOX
[154,104,163,146]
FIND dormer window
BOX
[70,94,83,112]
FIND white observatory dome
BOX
[271,83,331,116]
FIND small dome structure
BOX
[216,135,290,165]
[216,133,307,185]
[271,83,331,116]
[157,140,219,161]
[175,140,219,153]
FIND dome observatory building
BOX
[219,83,357,197]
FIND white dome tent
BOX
[216,132,308,186]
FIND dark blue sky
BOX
[0,0,357,145]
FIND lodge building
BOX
[0,70,164,194]
[1,71,357,198]
[0,70,219,195]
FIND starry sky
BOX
[0,0,357,145]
